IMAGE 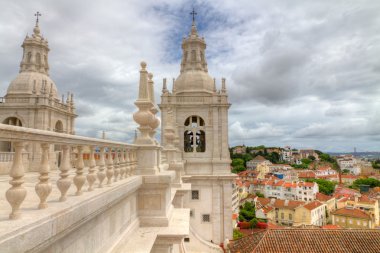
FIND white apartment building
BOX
[248,179,319,202]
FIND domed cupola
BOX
[174,19,214,94]
[6,13,59,99]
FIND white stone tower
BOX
[159,18,234,245]
[0,14,76,171]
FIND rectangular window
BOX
[281,213,284,219]
[202,214,211,222]
[190,209,194,217]
[289,213,293,220]
[191,190,199,200]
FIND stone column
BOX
[35,143,52,209]
[106,148,114,185]
[87,146,97,191]
[6,141,27,219]
[73,146,86,195]
[119,149,126,179]
[97,147,106,187]
[113,149,120,182]
[57,144,71,201]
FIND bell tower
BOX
[159,14,234,245]
[0,13,77,172]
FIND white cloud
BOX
[0,0,379,152]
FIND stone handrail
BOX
[189,225,223,253]
[0,123,138,220]
[0,152,30,162]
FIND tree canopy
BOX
[306,179,336,195]
[351,178,380,189]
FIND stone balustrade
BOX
[0,123,137,220]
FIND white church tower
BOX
[0,13,76,172]
[159,16,235,245]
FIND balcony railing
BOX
[0,123,138,220]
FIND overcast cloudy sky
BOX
[0,0,379,152]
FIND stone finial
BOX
[172,78,176,92]
[213,78,217,92]
[222,78,226,93]
[133,62,155,144]
[137,61,149,101]
[162,78,168,93]
[148,72,155,104]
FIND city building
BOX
[246,155,271,170]
[332,207,374,229]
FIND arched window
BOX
[36,53,41,65]
[2,117,22,127]
[184,116,205,153]
[54,120,64,133]
[27,52,32,63]
[184,51,188,62]
[1,117,22,152]
[191,50,196,61]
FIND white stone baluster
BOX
[57,145,72,201]
[73,146,86,195]
[6,141,27,219]
[126,151,131,177]
[87,146,97,191]
[97,147,106,187]
[106,148,114,186]
[131,151,137,175]
[35,143,52,209]
[119,149,126,179]
[114,149,120,182]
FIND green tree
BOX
[233,229,244,239]
[249,218,258,228]
[232,158,244,167]
[306,179,336,195]
[308,155,316,161]
[232,165,246,174]
[342,169,350,174]
[352,178,380,189]
[301,158,312,165]
[256,192,265,198]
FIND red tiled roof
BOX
[298,171,316,178]
[322,224,341,229]
[228,229,380,253]
[332,207,371,219]
[252,155,266,161]
[316,192,334,202]
[303,201,324,210]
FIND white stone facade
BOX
[159,21,235,245]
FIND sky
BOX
[0,0,379,152]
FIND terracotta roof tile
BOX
[332,207,371,219]
[303,201,324,210]
[228,229,380,253]
[316,192,334,202]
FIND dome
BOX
[7,72,59,99]
[175,70,214,94]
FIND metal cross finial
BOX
[35,11,41,25]
[190,8,197,22]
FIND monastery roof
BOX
[228,229,380,253]
[303,201,324,210]
[332,208,371,219]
